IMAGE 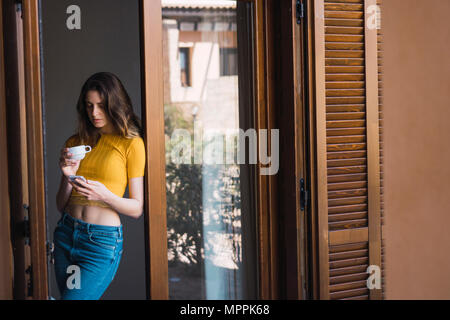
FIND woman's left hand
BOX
[71,179,113,202]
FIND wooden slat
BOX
[327,151,367,160]
[328,203,367,214]
[328,188,367,198]
[326,120,365,128]
[325,19,364,27]
[330,272,368,285]
[326,73,364,81]
[329,211,367,223]
[325,0,364,3]
[325,26,364,35]
[329,161,368,172]
[327,143,366,152]
[329,227,369,245]
[325,35,364,42]
[329,196,367,206]
[330,287,369,299]
[341,294,369,300]
[324,3,364,11]
[327,173,367,183]
[329,219,367,230]
[330,241,367,253]
[330,264,368,277]
[325,42,364,50]
[330,280,367,292]
[326,104,365,112]
[330,248,367,260]
[328,165,367,175]
[327,135,366,143]
[326,66,365,73]
[328,181,367,191]
[326,97,365,104]
[326,88,365,96]
[325,11,363,19]
[329,256,368,269]
[326,81,365,88]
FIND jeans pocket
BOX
[88,232,117,251]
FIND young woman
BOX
[54,72,145,300]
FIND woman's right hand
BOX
[59,148,81,177]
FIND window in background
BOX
[179,47,191,87]
[220,48,238,76]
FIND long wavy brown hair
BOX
[72,72,142,147]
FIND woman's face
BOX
[85,90,113,133]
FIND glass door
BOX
[161,0,258,299]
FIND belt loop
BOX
[118,227,122,238]
[87,223,90,234]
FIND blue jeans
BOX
[52,212,123,300]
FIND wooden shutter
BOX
[311,0,382,299]
[377,0,385,299]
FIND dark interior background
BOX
[40,0,146,299]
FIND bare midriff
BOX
[66,203,122,227]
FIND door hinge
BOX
[300,178,308,211]
[25,265,33,297]
[15,0,23,17]
[19,207,31,245]
[47,240,55,264]
[296,0,305,25]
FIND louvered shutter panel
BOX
[312,0,383,299]
[377,0,385,299]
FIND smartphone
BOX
[69,175,86,185]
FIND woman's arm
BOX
[56,174,74,213]
[103,177,144,218]
[71,177,144,218]
[56,143,81,213]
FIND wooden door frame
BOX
[0,0,14,300]
[15,0,281,300]
[140,0,282,300]
[253,0,279,300]
[22,0,48,300]
[273,0,313,300]
[2,0,33,300]
[306,0,324,300]
[15,0,170,300]
[139,0,168,299]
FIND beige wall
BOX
[384,0,450,299]
[162,18,239,132]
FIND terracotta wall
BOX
[384,0,450,299]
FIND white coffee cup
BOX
[68,145,92,160]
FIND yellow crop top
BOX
[64,133,146,209]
